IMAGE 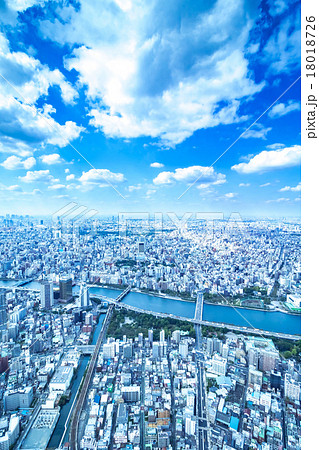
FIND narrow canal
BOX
[47,313,106,448]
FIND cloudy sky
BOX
[0,0,301,217]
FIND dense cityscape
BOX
[0,0,304,448]
[0,216,301,449]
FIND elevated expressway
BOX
[68,286,131,450]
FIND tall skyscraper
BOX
[40,282,53,309]
[138,238,145,253]
[78,282,90,308]
[59,276,73,302]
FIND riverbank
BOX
[204,300,301,316]
[132,288,195,303]
[87,283,300,317]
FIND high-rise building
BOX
[271,371,282,390]
[59,276,73,302]
[259,350,278,372]
[211,354,227,376]
[248,367,263,386]
[179,342,188,359]
[0,356,9,373]
[160,329,165,342]
[138,241,145,253]
[121,386,140,402]
[207,338,213,355]
[148,329,153,345]
[247,347,259,367]
[288,360,295,376]
[40,281,53,309]
[172,330,181,344]
[213,338,222,354]
[222,343,229,358]
[152,342,159,358]
[158,432,169,448]
[103,342,116,359]
[84,312,93,325]
[0,289,7,340]
[4,387,33,411]
[78,282,90,308]
[159,341,166,356]
[185,415,196,436]
[123,344,133,359]
[284,373,301,402]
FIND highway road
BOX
[69,304,113,450]
[197,360,209,450]
[195,293,209,450]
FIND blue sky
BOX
[0,0,301,218]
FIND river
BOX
[87,286,301,336]
[0,280,301,335]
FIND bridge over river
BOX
[96,293,300,341]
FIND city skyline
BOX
[0,0,301,217]
[0,1,309,449]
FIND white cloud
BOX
[145,189,156,198]
[153,165,226,186]
[38,0,263,147]
[268,100,300,118]
[150,162,164,168]
[0,94,83,151]
[266,143,285,150]
[231,145,301,174]
[224,192,237,198]
[66,174,75,181]
[263,12,300,74]
[48,184,66,190]
[79,168,125,185]
[0,31,78,104]
[0,31,82,155]
[0,138,33,157]
[19,169,57,183]
[40,153,63,165]
[7,185,23,192]
[197,183,213,190]
[266,197,290,203]
[127,184,142,192]
[239,183,250,187]
[280,182,301,192]
[241,123,271,140]
[260,182,271,187]
[1,155,36,170]
[3,1,48,14]
[30,188,43,195]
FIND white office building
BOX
[49,365,73,393]
[179,342,188,359]
[78,282,90,308]
[284,373,301,402]
[211,354,227,376]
